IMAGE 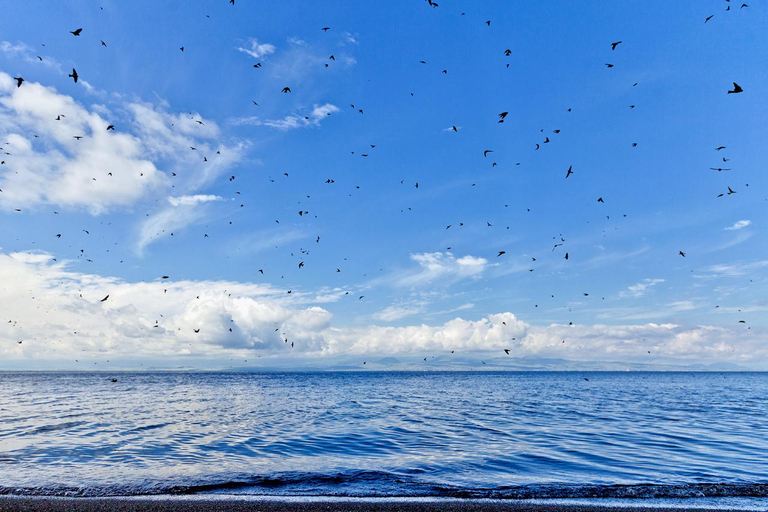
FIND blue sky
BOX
[0,1,766,369]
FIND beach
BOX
[0,497,759,512]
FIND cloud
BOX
[167,194,224,207]
[372,301,428,322]
[237,38,276,59]
[0,72,243,215]
[229,103,339,130]
[0,73,166,213]
[391,252,489,287]
[725,220,751,231]
[698,260,768,278]
[136,199,214,253]
[0,41,61,71]
[620,278,665,298]
[1,252,765,369]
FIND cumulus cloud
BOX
[1,252,765,369]
[0,72,243,216]
[0,250,331,363]
[237,38,276,59]
[725,220,751,231]
[0,73,165,213]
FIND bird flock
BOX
[1,0,760,367]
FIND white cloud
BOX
[725,220,751,231]
[0,72,243,216]
[0,41,61,71]
[372,301,428,322]
[1,252,765,368]
[311,103,339,119]
[342,32,359,45]
[229,103,338,130]
[699,260,768,278]
[0,73,166,213]
[620,278,665,298]
[237,38,276,59]
[167,194,224,207]
[287,37,307,47]
[391,252,489,287]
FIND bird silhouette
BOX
[282,87,291,93]
[611,41,622,50]
[70,28,83,36]
[68,68,78,83]
[727,82,743,94]
[565,165,573,178]
[13,77,24,87]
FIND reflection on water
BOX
[0,371,767,497]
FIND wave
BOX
[2,470,767,499]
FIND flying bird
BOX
[679,251,686,257]
[13,77,23,87]
[727,82,743,94]
[705,14,714,23]
[483,150,493,157]
[70,28,83,36]
[281,87,291,93]
[68,68,78,83]
[611,41,622,50]
[100,295,109,302]
[565,165,573,178]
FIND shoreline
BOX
[1,496,766,512]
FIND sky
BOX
[0,0,766,370]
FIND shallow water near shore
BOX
[1,371,766,500]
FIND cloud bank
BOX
[1,251,764,369]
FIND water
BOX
[1,371,767,500]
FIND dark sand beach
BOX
[0,497,758,512]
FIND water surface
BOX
[1,371,766,499]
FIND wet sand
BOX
[0,496,755,512]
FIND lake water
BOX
[1,371,767,500]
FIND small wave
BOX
[2,473,768,500]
